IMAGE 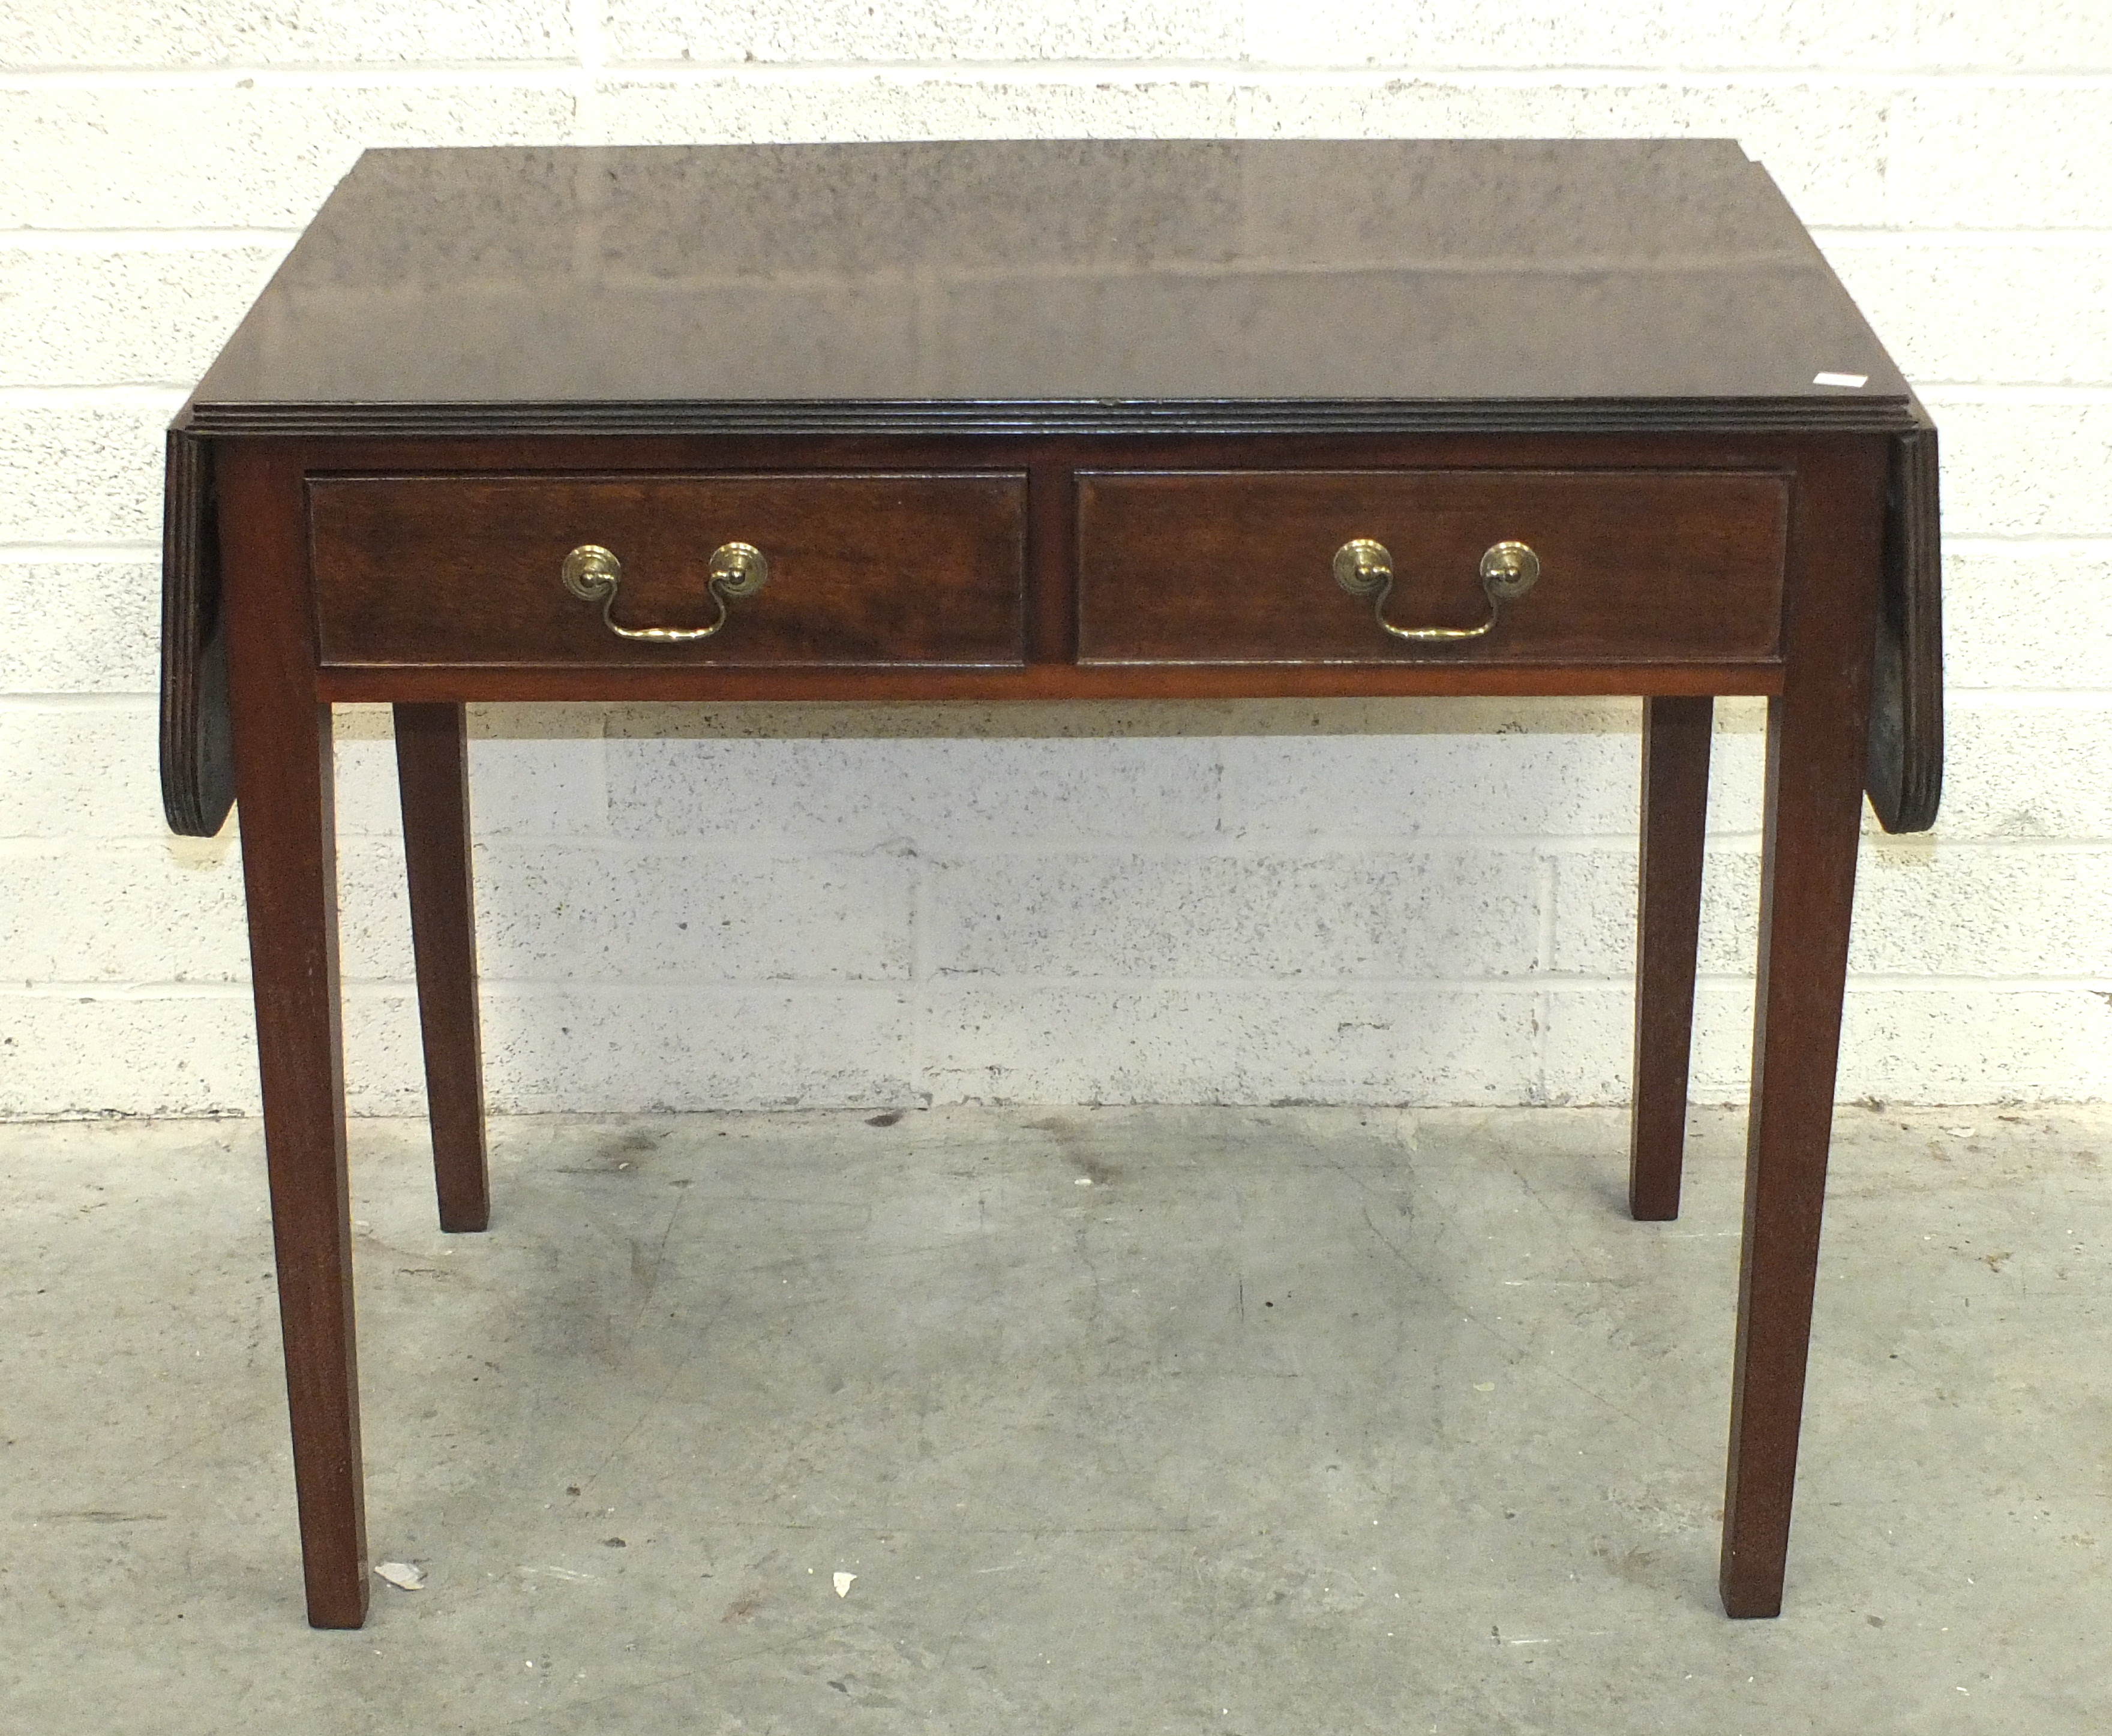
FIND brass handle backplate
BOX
[561,541,770,642]
[1333,537,1541,642]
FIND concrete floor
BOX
[2,1104,2108,1734]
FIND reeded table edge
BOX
[174,395,1920,440]
[160,429,233,837]
[1867,401,1942,833]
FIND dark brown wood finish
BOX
[280,427,1831,480]
[1868,412,1943,833]
[394,702,490,1234]
[318,660,1780,704]
[1628,695,1714,1221]
[182,143,1912,426]
[310,473,1027,669]
[1027,458,1080,664]
[158,143,1940,1629]
[1720,436,1890,1618]
[160,431,233,837]
[1076,469,1787,666]
[218,442,368,1630]
[163,143,1941,836]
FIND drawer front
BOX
[1076,470,1789,666]
[311,473,1027,668]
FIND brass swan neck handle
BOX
[1333,538,1541,642]
[562,542,770,642]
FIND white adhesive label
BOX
[1813,371,1868,388]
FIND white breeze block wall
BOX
[5,1,2111,1116]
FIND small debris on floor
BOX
[833,1572,856,1597]
[374,1561,425,1591]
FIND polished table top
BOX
[180,139,1913,436]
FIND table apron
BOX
[311,662,1784,704]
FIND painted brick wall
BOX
[5,2,2110,1115]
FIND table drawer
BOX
[310,473,1028,668]
[1076,470,1789,666]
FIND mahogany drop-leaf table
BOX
[159,139,1941,1627]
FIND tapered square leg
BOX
[394,702,489,1233]
[1718,440,1888,1619]
[221,446,368,1629]
[1629,695,1712,1221]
